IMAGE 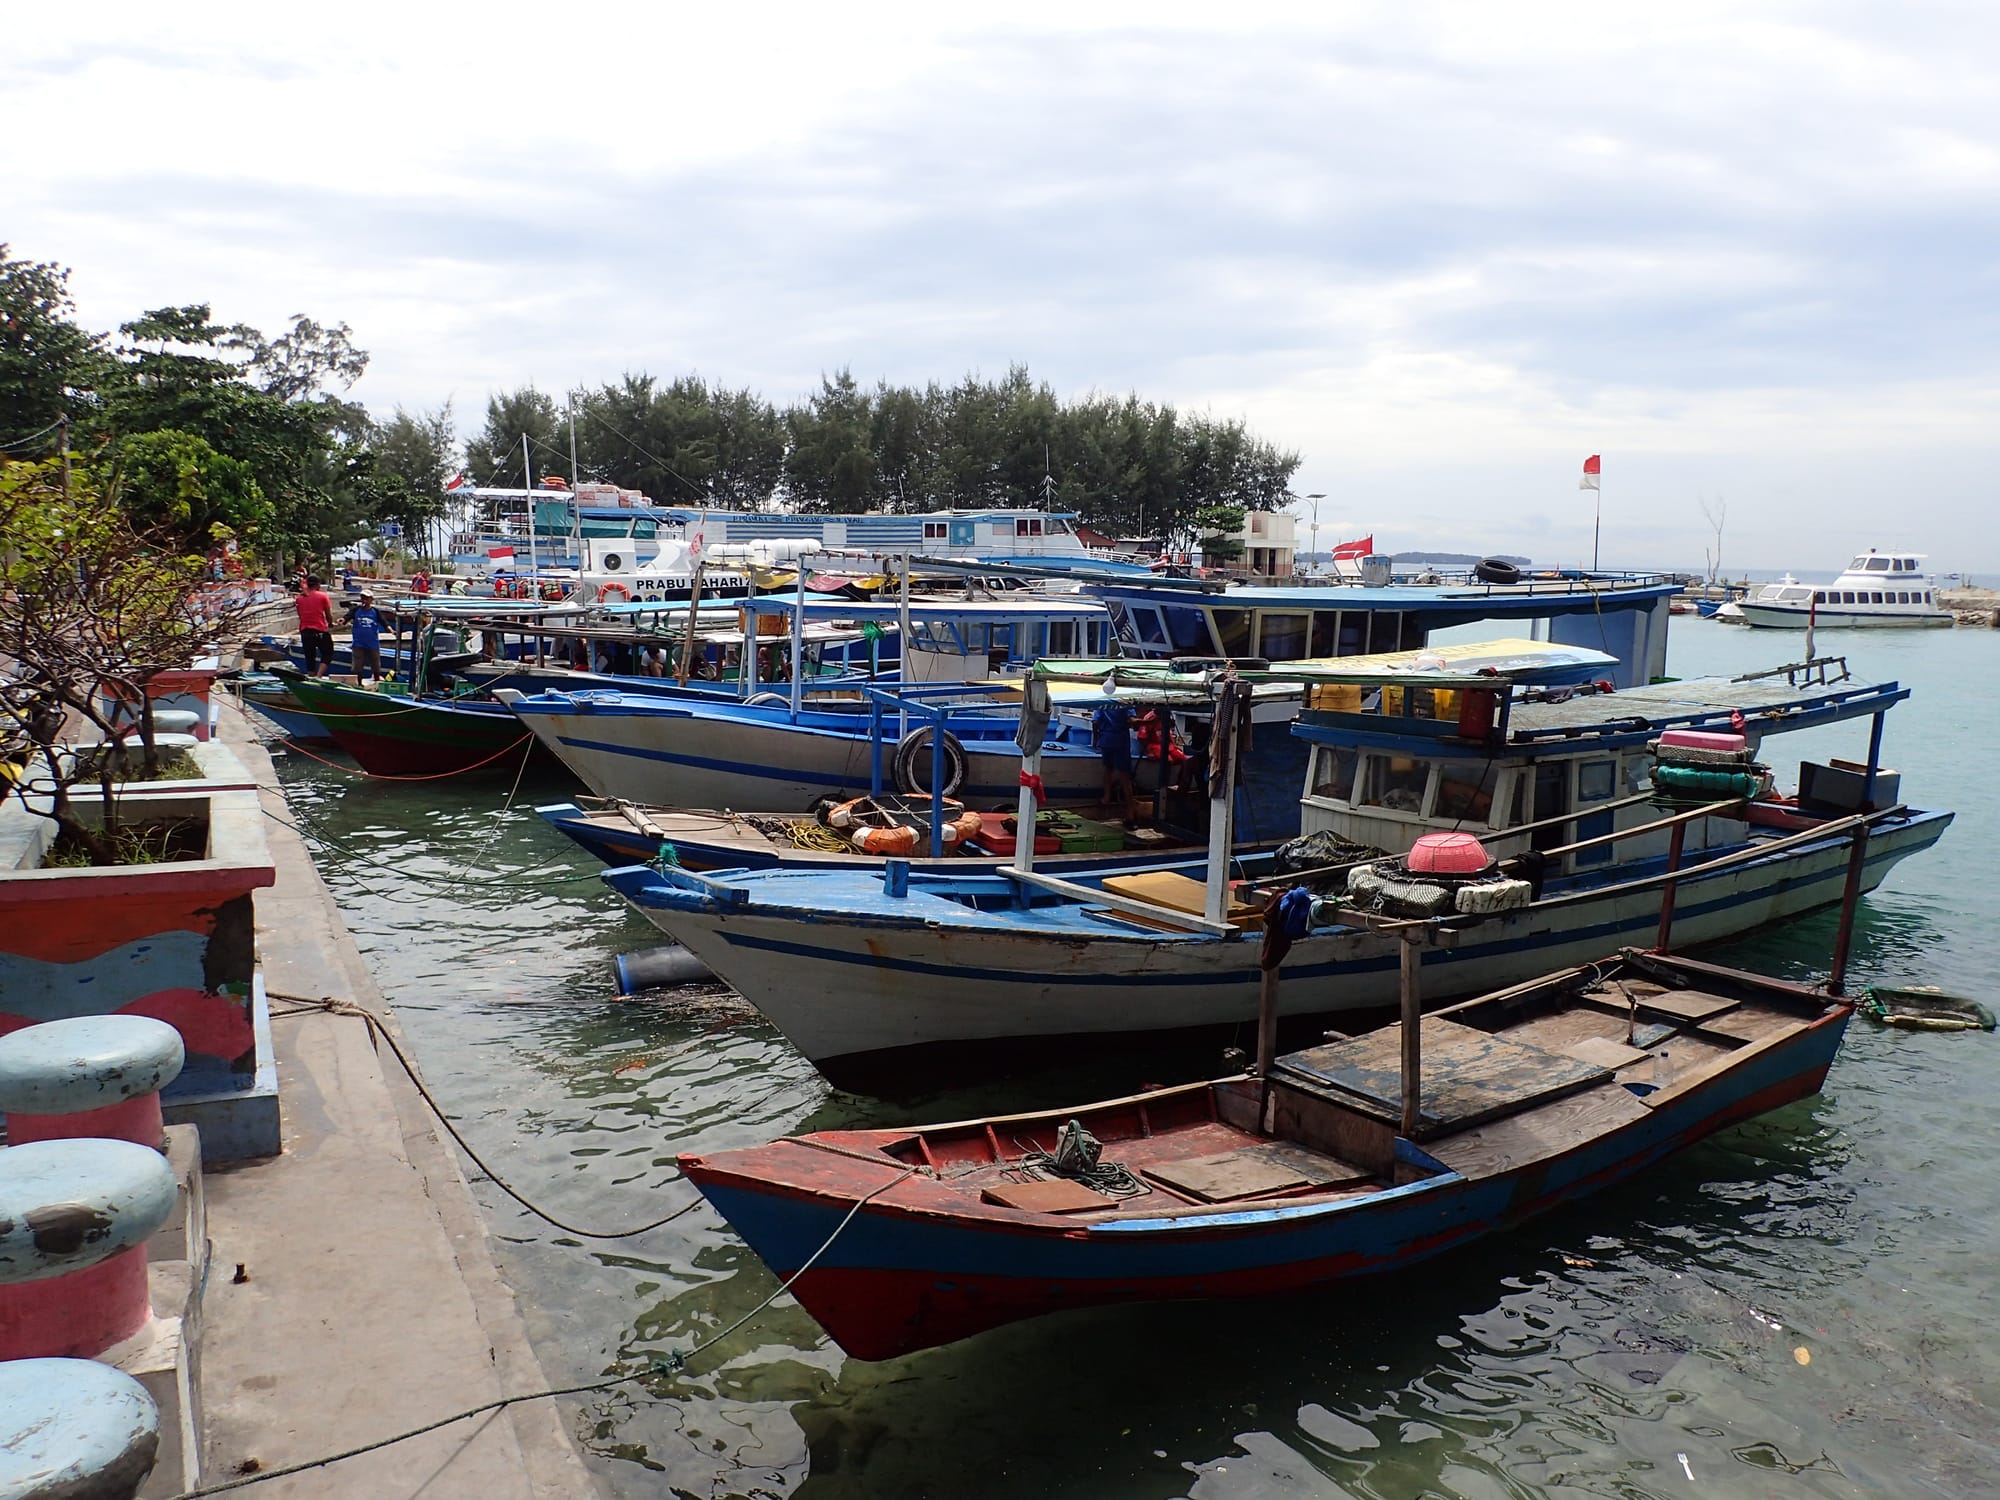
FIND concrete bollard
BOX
[0,1357,159,1500]
[0,1017,185,1150]
[0,1139,177,1360]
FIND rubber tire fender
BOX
[1473,557,1521,585]
[891,725,967,798]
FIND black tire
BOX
[892,726,967,798]
[1473,557,1521,585]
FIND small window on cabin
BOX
[1840,591,1854,604]
[1257,612,1309,660]
[1814,591,1827,604]
[1016,519,1031,536]
[1312,746,1359,802]
[923,521,947,540]
[1134,607,1168,645]
[1164,605,1211,651]
[1212,608,1254,658]
[1866,556,1890,571]
[1925,591,1934,603]
[1029,519,1043,536]
[1433,762,1496,823]
[1872,592,1884,604]
[1578,759,1616,801]
[1359,754,1429,814]
[1503,773,1528,827]
[1308,611,1338,657]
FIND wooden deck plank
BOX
[1275,1018,1612,1137]
[1642,1022,1808,1109]
[1637,989,1742,1022]
[1562,1035,1653,1070]
[980,1178,1113,1212]
[1146,1152,1310,1202]
[1426,1082,1652,1179]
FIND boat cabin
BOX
[1085,574,1679,689]
[1292,667,1911,877]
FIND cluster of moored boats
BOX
[237,527,1952,1360]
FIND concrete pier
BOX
[195,702,600,1497]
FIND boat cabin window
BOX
[1578,758,1616,801]
[1433,761,1496,822]
[1016,518,1044,537]
[1310,746,1359,801]
[1864,556,1890,571]
[1212,608,1254,658]
[1359,754,1428,813]
[1162,604,1213,652]
[923,521,948,540]
[1257,611,1309,659]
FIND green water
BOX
[267,623,2000,1499]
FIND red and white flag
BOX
[487,545,515,562]
[1580,455,1601,491]
[446,471,470,492]
[1330,534,1374,559]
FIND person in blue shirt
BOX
[340,565,359,594]
[1091,684,1137,823]
[346,591,385,681]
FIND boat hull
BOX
[610,810,1947,1085]
[1739,603,1953,629]
[683,1006,1849,1359]
[279,674,550,778]
[505,696,1105,811]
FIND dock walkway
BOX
[197,702,599,1498]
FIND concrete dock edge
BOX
[197,701,601,1498]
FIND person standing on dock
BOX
[346,591,384,681]
[295,576,335,676]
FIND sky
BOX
[5,2,1996,571]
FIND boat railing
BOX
[1731,655,1852,689]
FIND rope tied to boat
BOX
[1012,1119,1150,1200]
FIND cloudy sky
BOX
[6,2,1995,570]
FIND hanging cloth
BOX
[1015,676,1053,757]
[1207,676,1254,799]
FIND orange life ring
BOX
[940,810,983,846]
[850,824,919,856]
[600,582,632,603]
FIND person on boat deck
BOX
[412,568,432,597]
[345,592,384,681]
[1093,684,1138,822]
[340,565,358,594]
[639,645,666,678]
[1133,706,1195,791]
[295,576,335,676]
[449,576,470,595]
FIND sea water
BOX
[271,621,2000,1499]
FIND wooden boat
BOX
[607,664,1948,1088]
[679,949,1854,1360]
[537,796,1284,874]
[274,669,560,778]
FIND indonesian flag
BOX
[1580,455,1601,491]
[446,472,469,492]
[1330,534,1374,560]
[487,545,515,562]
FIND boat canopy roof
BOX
[734,594,1109,624]
[1503,674,1908,746]
[1087,574,1679,617]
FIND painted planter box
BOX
[0,741,279,1160]
[98,658,223,743]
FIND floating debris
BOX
[1862,986,1996,1032]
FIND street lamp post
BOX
[1303,493,1326,575]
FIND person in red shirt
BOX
[295,576,335,675]
[412,568,432,597]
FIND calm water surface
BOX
[266,623,2000,1499]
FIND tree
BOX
[226,315,368,402]
[107,428,270,539]
[368,402,457,544]
[0,461,251,865]
[465,387,563,487]
[0,246,109,451]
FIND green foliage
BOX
[108,428,270,537]
[571,374,785,507]
[465,387,562,486]
[367,403,457,542]
[226,315,368,402]
[0,245,109,449]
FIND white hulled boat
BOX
[1739,552,1952,629]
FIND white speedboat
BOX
[1740,552,1953,629]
